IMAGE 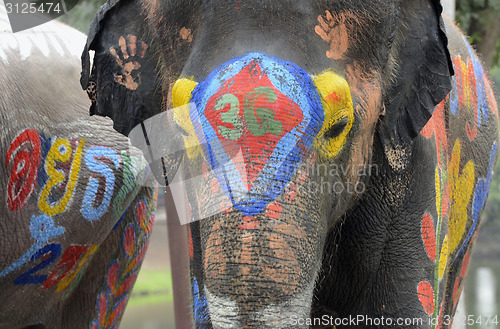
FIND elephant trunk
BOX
[199,200,326,328]
[172,52,335,327]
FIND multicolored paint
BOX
[312,71,355,159]
[112,151,151,226]
[43,244,99,292]
[2,128,154,305]
[14,243,98,293]
[109,35,148,91]
[175,53,329,216]
[419,49,498,327]
[449,42,499,140]
[4,129,139,220]
[0,214,65,278]
[0,212,98,295]
[90,186,156,329]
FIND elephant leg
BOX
[56,187,156,328]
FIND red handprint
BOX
[109,35,148,91]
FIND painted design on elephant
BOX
[38,137,86,216]
[418,166,450,323]
[312,71,354,159]
[191,277,209,325]
[133,197,155,236]
[110,35,148,91]
[90,258,140,329]
[81,146,121,221]
[452,142,497,257]
[172,78,204,160]
[315,11,360,60]
[448,140,475,254]
[0,211,98,293]
[180,27,193,42]
[5,129,42,211]
[451,246,472,311]
[418,139,480,326]
[449,45,498,140]
[190,52,324,216]
[5,128,153,222]
[419,49,497,324]
[421,100,447,169]
[113,151,147,224]
[0,214,64,278]
[14,243,98,295]
[42,244,99,293]
[90,238,150,329]
[91,186,157,329]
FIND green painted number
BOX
[243,87,282,137]
[215,93,243,140]
[213,87,283,139]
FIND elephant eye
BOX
[324,116,349,139]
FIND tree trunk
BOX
[442,0,456,21]
[468,9,500,67]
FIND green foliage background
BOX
[57,0,106,33]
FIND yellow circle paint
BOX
[313,71,354,159]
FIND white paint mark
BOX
[205,286,241,329]
[255,279,315,328]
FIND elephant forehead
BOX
[189,53,324,216]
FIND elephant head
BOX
[81,0,459,327]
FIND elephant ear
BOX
[380,0,453,153]
[81,0,162,136]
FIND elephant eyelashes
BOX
[324,115,349,139]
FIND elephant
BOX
[0,5,157,329]
[81,0,499,328]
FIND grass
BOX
[128,269,173,306]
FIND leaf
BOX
[418,281,435,316]
[435,167,441,216]
[421,213,437,262]
[439,235,449,280]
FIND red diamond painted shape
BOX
[205,62,304,191]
